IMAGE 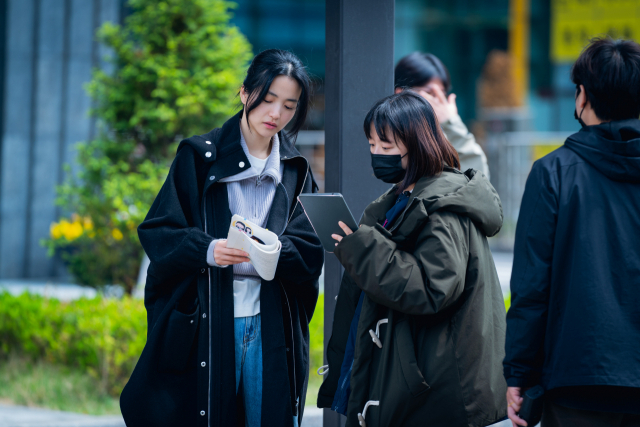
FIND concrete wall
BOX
[0,0,121,279]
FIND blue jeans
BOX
[234,314,299,427]
[235,314,263,427]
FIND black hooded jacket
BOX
[504,119,640,391]
[119,112,324,427]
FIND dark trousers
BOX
[542,401,640,427]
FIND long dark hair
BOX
[364,91,460,193]
[394,52,451,92]
[241,49,311,142]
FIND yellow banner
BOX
[551,0,640,63]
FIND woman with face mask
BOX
[317,91,507,427]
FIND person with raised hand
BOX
[395,52,490,177]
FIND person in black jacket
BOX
[504,37,640,427]
[120,49,324,427]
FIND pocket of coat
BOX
[158,303,200,372]
[394,319,430,397]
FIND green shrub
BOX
[0,292,146,397]
[44,0,253,293]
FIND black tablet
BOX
[297,193,359,253]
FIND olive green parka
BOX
[318,168,507,427]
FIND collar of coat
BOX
[177,110,306,189]
[359,167,469,243]
[176,111,312,236]
[219,124,282,185]
[360,167,502,242]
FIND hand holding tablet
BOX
[297,193,359,253]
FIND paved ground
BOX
[0,404,323,427]
[0,404,125,427]
[0,403,514,427]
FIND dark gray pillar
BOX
[323,1,394,426]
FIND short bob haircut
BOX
[394,52,451,92]
[241,49,311,142]
[364,91,460,194]
[571,37,640,121]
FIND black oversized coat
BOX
[120,112,324,427]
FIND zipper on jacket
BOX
[388,198,418,233]
[279,281,298,415]
[332,363,352,412]
[276,157,309,417]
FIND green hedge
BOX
[0,290,509,400]
[0,292,146,396]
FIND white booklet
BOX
[226,214,282,281]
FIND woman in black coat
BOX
[120,50,324,427]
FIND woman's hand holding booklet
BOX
[225,214,281,281]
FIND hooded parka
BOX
[120,112,324,427]
[318,168,508,427]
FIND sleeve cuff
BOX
[505,376,538,388]
[207,239,228,268]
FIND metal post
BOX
[323,0,394,425]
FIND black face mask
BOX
[371,153,407,183]
[574,86,587,128]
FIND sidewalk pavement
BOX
[0,404,325,427]
[0,404,125,427]
[0,403,512,427]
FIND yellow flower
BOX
[112,228,124,241]
[50,222,62,240]
[63,221,83,241]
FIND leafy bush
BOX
[0,292,146,397]
[44,0,253,293]
[44,142,168,294]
